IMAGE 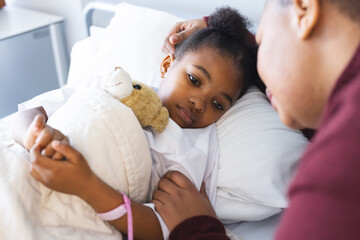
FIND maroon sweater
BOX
[170,43,360,239]
[275,43,360,239]
[169,216,229,240]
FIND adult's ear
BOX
[294,0,320,39]
[160,54,175,78]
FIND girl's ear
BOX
[160,54,175,78]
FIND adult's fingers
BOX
[162,21,185,54]
[162,28,189,54]
[169,28,191,45]
[162,25,203,54]
[163,171,195,189]
[151,189,169,206]
[162,37,176,54]
[157,176,180,194]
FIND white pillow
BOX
[28,3,309,223]
[215,86,308,222]
[67,2,183,90]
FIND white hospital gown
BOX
[144,119,219,239]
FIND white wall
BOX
[6,0,266,56]
[93,0,267,22]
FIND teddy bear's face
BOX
[121,81,169,133]
[101,67,133,100]
[101,68,169,133]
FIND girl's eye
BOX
[213,100,224,110]
[188,74,200,86]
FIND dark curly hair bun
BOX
[208,7,252,45]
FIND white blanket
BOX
[0,88,153,239]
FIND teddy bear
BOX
[101,67,169,133]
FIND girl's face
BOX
[158,47,242,128]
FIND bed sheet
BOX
[226,213,281,240]
[0,112,125,240]
[0,116,280,240]
[0,113,15,143]
[0,114,280,239]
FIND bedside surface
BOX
[0,6,64,40]
[0,6,69,118]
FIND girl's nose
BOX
[190,97,206,113]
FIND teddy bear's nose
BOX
[133,84,142,90]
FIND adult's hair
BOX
[175,7,265,98]
[279,0,360,22]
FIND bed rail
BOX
[83,0,118,36]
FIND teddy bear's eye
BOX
[133,84,141,90]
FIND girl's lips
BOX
[176,106,195,125]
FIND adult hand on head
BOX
[162,18,207,54]
[152,171,217,231]
[29,141,95,198]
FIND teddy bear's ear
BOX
[101,68,133,101]
[151,107,169,133]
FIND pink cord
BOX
[122,194,133,240]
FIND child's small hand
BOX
[29,141,94,197]
[24,114,69,160]
[23,114,47,150]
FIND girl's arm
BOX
[29,141,163,240]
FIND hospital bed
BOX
[0,1,309,239]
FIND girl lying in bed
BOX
[12,7,260,240]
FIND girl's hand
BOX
[23,114,46,150]
[152,171,217,231]
[29,141,95,198]
[24,114,69,160]
[162,18,207,54]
